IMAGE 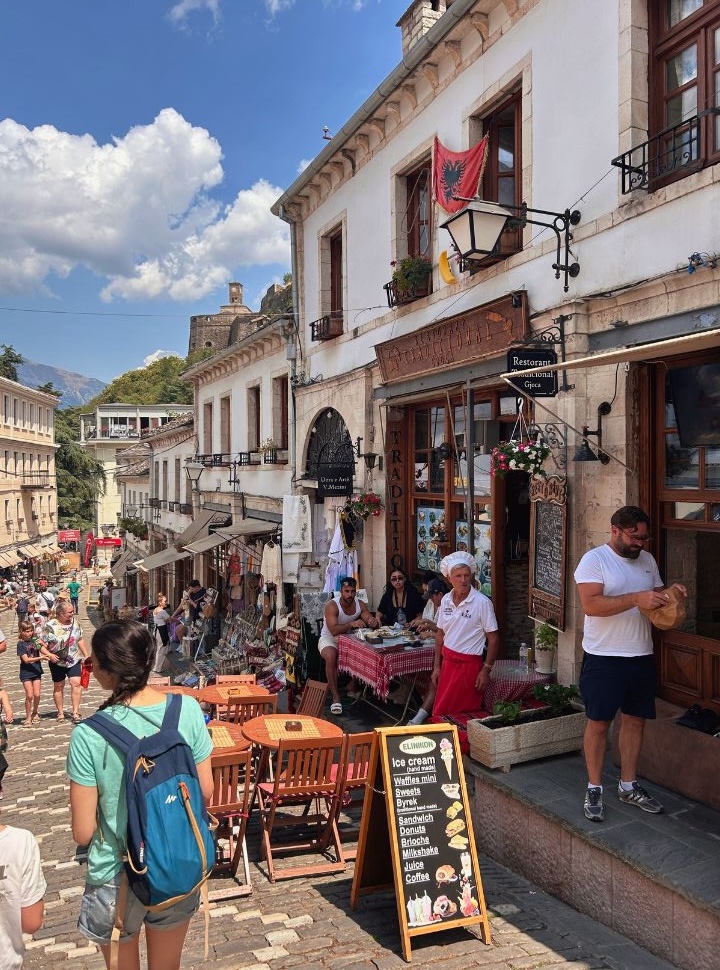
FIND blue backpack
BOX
[86,694,215,908]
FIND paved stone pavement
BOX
[0,586,680,970]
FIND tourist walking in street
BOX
[574,506,687,822]
[17,620,43,726]
[67,620,212,970]
[66,576,82,614]
[38,600,90,723]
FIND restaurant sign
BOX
[317,462,354,499]
[58,529,81,543]
[376,294,527,384]
[506,348,558,397]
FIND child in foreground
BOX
[0,814,46,969]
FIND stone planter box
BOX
[467,703,586,771]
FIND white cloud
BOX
[168,0,221,26]
[265,0,295,15]
[143,350,179,367]
[297,158,312,174]
[0,109,290,302]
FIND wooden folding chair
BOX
[216,674,257,684]
[295,679,329,718]
[224,694,278,725]
[257,735,347,882]
[209,748,254,894]
[333,731,375,860]
[148,676,171,686]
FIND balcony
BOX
[178,503,193,515]
[611,114,703,194]
[20,472,51,489]
[148,497,160,509]
[383,277,432,309]
[237,451,261,466]
[192,453,232,467]
[310,312,344,342]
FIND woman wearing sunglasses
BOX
[376,568,425,627]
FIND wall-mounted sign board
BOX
[351,724,491,962]
[529,475,567,630]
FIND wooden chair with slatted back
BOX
[209,748,254,892]
[148,676,171,686]
[216,674,257,684]
[257,734,347,882]
[332,731,376,860]
[224,694,278,726]
[295,679,329,718]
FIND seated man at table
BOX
[319,576,379,715]
[432,551,501,722]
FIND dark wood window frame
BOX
[404,160,432,259]
[649,0,720,187]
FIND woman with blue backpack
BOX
[67,620,214,970]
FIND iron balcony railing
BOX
[611,114,703,193]
[310,311,344,341]
[20,472,52,489]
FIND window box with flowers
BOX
[347,492,385,521]
[258,438,280,465]
[384,256,433,308]
[490,437,551,479]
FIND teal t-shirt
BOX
[66,696,213,886]
[67,581,81,598]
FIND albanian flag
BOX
[432,135,489,213]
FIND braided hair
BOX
[92,620,155,711]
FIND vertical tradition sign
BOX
[351,724,491,961]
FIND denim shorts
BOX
[78,875,199,944]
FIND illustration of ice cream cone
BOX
[439,737,454,779]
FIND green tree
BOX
[36,381,63,397]
[55,407,105,532]
[0,344,24,382]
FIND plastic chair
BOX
[257,735,347,882]
[296,679,329,718]
[332,731,375,860]
[209,748,254,891]
[224,694,278,725]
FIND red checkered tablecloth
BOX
[483,658,552,711]
[337,634,435,700]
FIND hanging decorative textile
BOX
[432,135,489,214]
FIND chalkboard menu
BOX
[351,725,490,962]
[529,476,567,630]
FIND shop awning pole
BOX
[466,382,475,559]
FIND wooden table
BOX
[241,713,343,750]
[151,685,201,697]
[207,719,252,763]
[197,683,270,708]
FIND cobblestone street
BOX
[0,593,679,970]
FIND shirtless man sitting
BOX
[318,576,379,715]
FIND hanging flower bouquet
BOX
[347,492,385,520]
[490,437,551,479]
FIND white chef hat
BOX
[440,551,477,577]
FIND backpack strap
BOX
[160,692,182,732]
[84,711,140,757]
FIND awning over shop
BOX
[17,544,44,559]
[183,520,274,555]
[135,548,191,572]
[0,551,17,567]
[174,509,219,548]
[40,543,62,555]
[110,549,135,580]
[500,328,720,382]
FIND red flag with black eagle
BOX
[432,135,489,213]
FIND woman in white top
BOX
[151,594,171,675]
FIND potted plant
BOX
[490,437,551,479]
[386,256,432,305]
[467,683,585,770]
[258,438,279,464]
[347,492,385,521]
[533,620,558,674]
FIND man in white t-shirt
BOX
[574,506,686,823]
[0,823,46,969]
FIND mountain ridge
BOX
[17,359,106,409]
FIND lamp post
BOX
[440,199,581,292]
[185,461,204,492]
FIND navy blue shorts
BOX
[49,660,82,683]
[579,653,656,722]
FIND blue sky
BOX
[0,0,406,383]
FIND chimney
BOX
[397,0,448,57]
[228,282,243,304]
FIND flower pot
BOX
[467,702,586,771]
[534,647,556,674]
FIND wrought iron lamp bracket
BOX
[513,312,575,393]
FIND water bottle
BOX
[519,641,529,674]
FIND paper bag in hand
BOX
[639,586,686,630]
